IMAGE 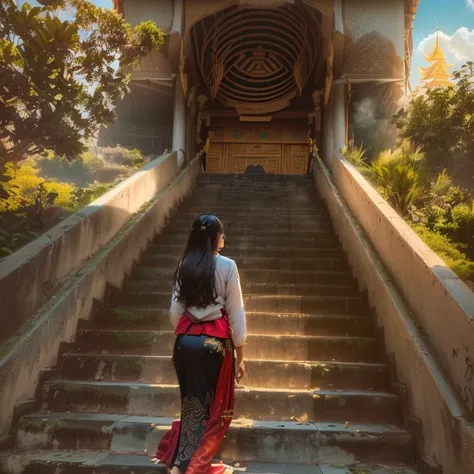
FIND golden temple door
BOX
[206,123,310,175]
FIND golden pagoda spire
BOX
[419,25,454,89]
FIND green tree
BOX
[0,0,163,165]
[392,62,474,171]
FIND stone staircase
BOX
[0,175,419,474]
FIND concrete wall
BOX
[330,152,474,414]
[0,155,201,439]
[0,154,179,347]
[343,0,405,58]
[313,156,474,474]
[123,0,174,32]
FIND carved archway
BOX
[187,3,322,115]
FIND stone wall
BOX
[313,154,474,473]
[0,154,201,440]
[343,0,405,58]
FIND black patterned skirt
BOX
[171,334,232,472]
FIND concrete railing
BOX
[329,152,474,411]
[0,154,201,440]
[313,154,474,473]
[0,153,179,346]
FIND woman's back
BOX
[170,254,246,348]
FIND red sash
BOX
[175,309,232,339]
[156,311,235,474]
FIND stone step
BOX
[126,280,359,298]
[0,451,420,474]
[171,214,330,226]
[194,186,316,194]
[132,267,354,286]
[179,200,318,210]
[147,244,342,260]
[176,209,328,220]
[43,381,402,425]
[185,193,316,201]
[59,354,390,391]
[112,293,367,315]
[16,414,414,465]
[188,194,318,204]
[93,309,373,337]
[156,233,338,249]
[182,203,326,213]
[138,255,348,272]
[76,330,380,363]
[196,174,314,182]
[165,220,333,234]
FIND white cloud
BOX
[417,27,474,62]
[467,0,474,10]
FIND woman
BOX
[156,214,247,474]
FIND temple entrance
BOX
[184,3,328,174]
[206,119,310,174]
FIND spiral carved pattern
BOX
[192,5,320,114]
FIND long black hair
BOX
[173,214,224,308]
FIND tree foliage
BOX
[392,62,474,170]
[0,0,163,165]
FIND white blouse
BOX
[169,255,247,347]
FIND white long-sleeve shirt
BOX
[169,255,247,347]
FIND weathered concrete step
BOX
[0,451,420,474]
[185,196,317,205]
[126,280,359,298]
[156,233,338,249]
[188,195,318,204]
[177,209,328,220]
[197,174,314,182]
[59,355,390,391]
[93,309,373,337]
[76,330,379,362]
[16,414,414,465]
[147,244,342,260]
[139,255,348,272]
[165,220,333,234]
[182,203,326,213]
[43,381,401,424]
[172,214,329,226]
[132,267,354,286]
[194,185,316,192]
[112,293,367,315]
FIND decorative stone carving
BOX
[344,32,404,79]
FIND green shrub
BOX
[371,143,425,216]
[413,225,474,281]
[341,143,367,168]
[100,146,145,169]
[451,203,474,257]
[71,180,123,210]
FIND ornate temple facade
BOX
[109,0,419,174]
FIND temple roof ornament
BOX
[418,26,454,90]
